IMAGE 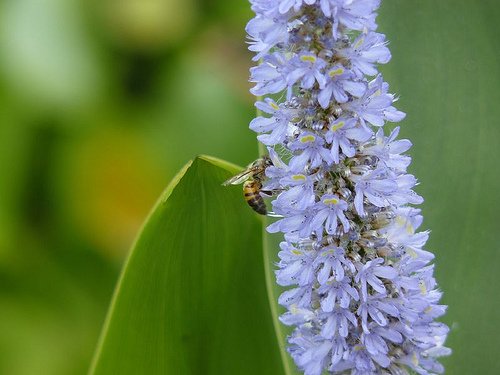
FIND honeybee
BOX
[222,156,273,215]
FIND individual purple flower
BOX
[319,306,358,339]
[363,127,412,172]
[279,285,313,308]
[278,171,317,210]
[280,305,316,326]
[390,173,424,206]
[354,258,398,300]
[264,146,290,189]
[346,75,406,127]
[317,276,359,310]
[324,117,373,163]
[352,167,399,216]
[250,52,288,96]
[310,194,350,235]
[339,32,391,78]
[313,245,355,283]
[318,66,366,108]
[288,132,334,169]
[288,330,332,375]
[338,344,387,373]
[321,0,380,39]
[356,293,400,333]
[267,206,316,238]
[329,334,348,368]
[249,98,298,146]
[246,13,288,61]
[244,1,451,373]
[286,52,327,100]
[276,241,317,286]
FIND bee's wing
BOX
[222,168,254,186]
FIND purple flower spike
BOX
[245,1,451,373]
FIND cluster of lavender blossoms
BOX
[246,1,451,374]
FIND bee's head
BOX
[263,155,273,168]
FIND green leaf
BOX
[262,226,301,375]
[89,156,284,375]
[256,146,300,375]
[378,1,500,373]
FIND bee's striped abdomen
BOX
[243,181,267,215]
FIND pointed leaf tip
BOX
[90,156,284,375]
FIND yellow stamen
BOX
[331,121,345,132]
[353,38,364,49]
[270,101,279,110]
[323,198,339,205]
[412,352,419,366]
[272,155,282,167]
[321,249,335,255]
[301,55,317,63]
[395,216,406,227]
[292,174,306,180]
[301,135,316,143]
[292,250,302,255]
[406,221,415,235]
[419,280,427,294]
[329,68,344,77]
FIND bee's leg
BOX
[260,188,284,198]
[260,190,274,198]
[266,211,283,218]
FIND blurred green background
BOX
[0,0,498,374]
